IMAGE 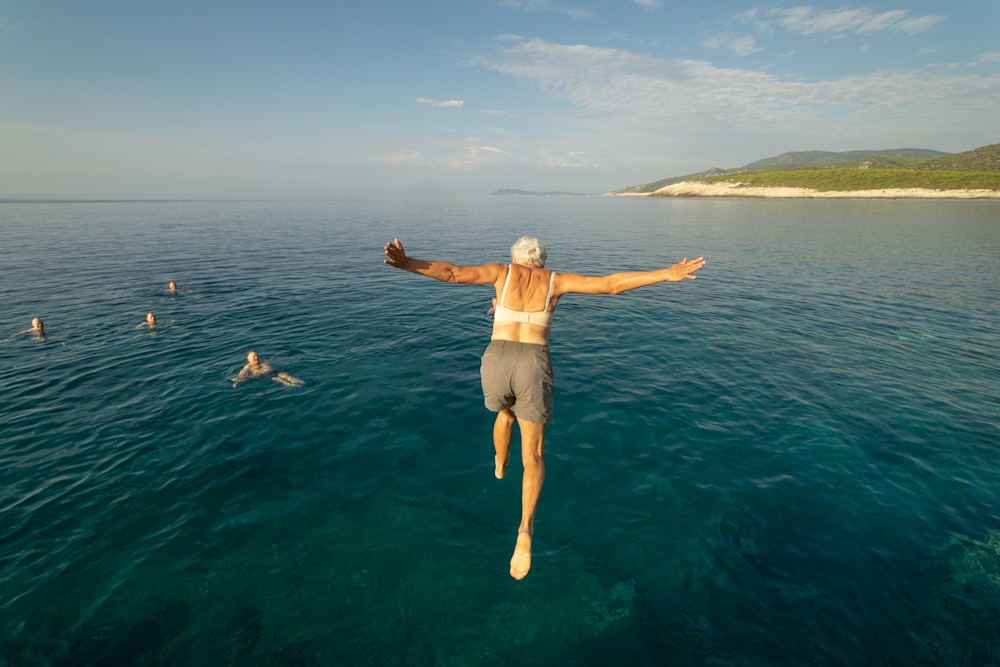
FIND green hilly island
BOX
[612,144,1000,196]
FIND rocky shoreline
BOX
[609,181,1000,200]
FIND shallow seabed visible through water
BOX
[1,196,998,665]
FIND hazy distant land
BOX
[491,189,595,197]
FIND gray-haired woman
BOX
[384,236,705,579]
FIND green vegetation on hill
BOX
[743,148,947,169]
[911,144,1000,172]
[614,144,1000,194]
[701,169,1000,191]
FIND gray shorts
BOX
[480,340,554,424]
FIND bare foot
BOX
[509,531,532,580]
[495,453,509,479]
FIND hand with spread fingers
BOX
[383,238,408,268]
[666,256,706,281]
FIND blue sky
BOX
[1,0,997,197]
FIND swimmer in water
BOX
[231,350,304,387]
[137,312,157,329]
[29,317,45,337]
[168,281,179,294]
[6,317,47,341]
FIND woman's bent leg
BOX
[493,408,516,479]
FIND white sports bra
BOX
[492,265,556,329]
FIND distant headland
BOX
[604,144,1000,200]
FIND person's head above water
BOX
[31,317,44,334]
[246,350,260,365]
[146,312,157,326]
[168,281,178,293]
[510,236,546,268]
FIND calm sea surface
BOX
[1,196,998,665]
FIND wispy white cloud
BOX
[482,109,515,118]
[498,0,593,20]
[894,15,947,36]
[972,52,1000,65]
[738,6,945,36]
[375,150,425,166]
[416,98,464,108]
[475,37,1000,142]
[632,0,663,9]
[701,33,762,56]
[373,141,514,173]
[539,150,599,168]
[443,144,512,171]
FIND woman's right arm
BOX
[557,257,705,296]
[384,238,501,285]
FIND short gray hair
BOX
[510,236,547,267]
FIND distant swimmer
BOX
[385,236,705,579]
[29,317,45,337]
[6,317,47,341]
[168,281,179,294]
[231,350,304,387]
[137,312,157,329]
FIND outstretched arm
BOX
[556,256,705,296]
[384,238,500,285]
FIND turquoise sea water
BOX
[1,196,998,665]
